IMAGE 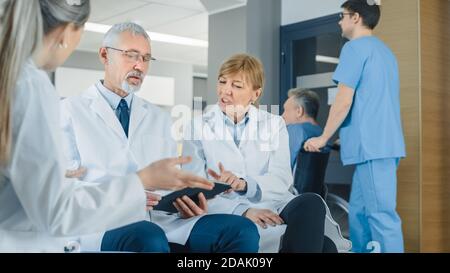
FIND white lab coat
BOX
[60,84,204,250]
[0,61,147,252]
[181,105,295,252]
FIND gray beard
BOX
[121,80,141,94]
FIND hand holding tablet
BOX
[153,181,232,213]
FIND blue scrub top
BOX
[287,122,323,171]
[333,36,406,165]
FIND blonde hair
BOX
[0,0,43,165]
[218,54,265,106]
[0,0,90,165]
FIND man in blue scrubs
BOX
[282,88,323,171]
[304,0,406,253]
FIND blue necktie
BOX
[117,99,129,137]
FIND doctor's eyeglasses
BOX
[339,12,355,19]
[105,47,156,63]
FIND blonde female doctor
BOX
[181,54,336,252]
[0,0,211,252]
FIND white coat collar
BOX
[83,85,149,140]
[203,104,260,148]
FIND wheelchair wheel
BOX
[326,193,349,239]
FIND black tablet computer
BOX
[153,182,232,213]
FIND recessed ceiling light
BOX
[84,22,208,48]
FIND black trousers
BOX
[279,193,337,253]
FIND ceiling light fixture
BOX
[84,22,208,48]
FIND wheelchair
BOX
[293,144,351,252]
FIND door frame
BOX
[280,13,341,105]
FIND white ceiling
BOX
[77,0,246,68]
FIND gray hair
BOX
[288,88,320,119]
[0,0,90,165]
[102,22,150,48]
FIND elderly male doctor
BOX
[60,22,259,253]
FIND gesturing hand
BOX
[138,156,213,191]
[207,162,247,193]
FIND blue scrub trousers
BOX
[349,158,404,253]
[101,215,259,253]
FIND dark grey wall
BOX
[207,6,247,104]
[247,0,281,107]
[207,0,281,107]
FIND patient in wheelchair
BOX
[282,87,351,253]
[281,88,323,172]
